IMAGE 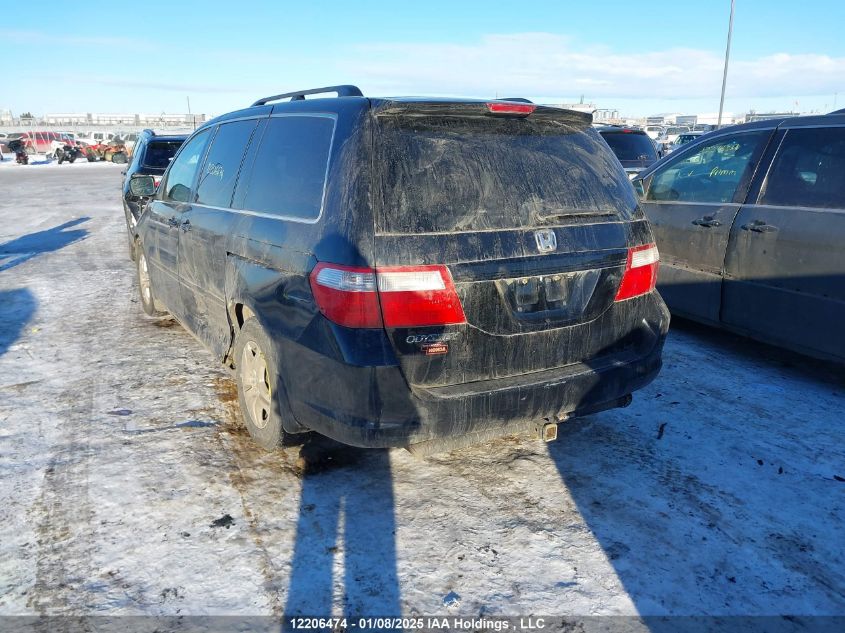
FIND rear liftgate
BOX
[313,101,660,453]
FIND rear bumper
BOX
[285,297,670,448]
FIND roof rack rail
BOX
[251,85,364,107]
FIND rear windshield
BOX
[375,115,637,234]
[600,132,659,162]
[142,141,184,168]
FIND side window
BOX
[760,127,845,209]
[195,119,258,209]
[162,129,212,204]
[648,131,768,203]
[240,115,335,220]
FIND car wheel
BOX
[233,318,290,450]
[135,244,164,316]
[112,151,127,164]
[57,151,64,165]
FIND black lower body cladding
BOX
[280,293,670,448]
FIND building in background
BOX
[43,112,207,127]
[744,111,800,122]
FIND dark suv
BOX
[130,85,669,451]
[122,129,186,258]
[597,126,661,178]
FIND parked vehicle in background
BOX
[632,112,845,362]
[667,131,705,153]
[56,137,99,163]
[130,85,669,452]
[645,125,665,140]
[115,132,140,153]
[6,138,30,164]
[6,131,64,155]
[122,129,187,258]
[598,126,661,178]
[76,131,116,147]
[661,126,691,144]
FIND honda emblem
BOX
[534,229,557,252]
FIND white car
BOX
[644,125,665,140]
[667,131,706,154]
[75,131,116,147]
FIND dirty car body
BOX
[633,113,845,363]
[133,87,670,449]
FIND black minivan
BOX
[130,85,670,451]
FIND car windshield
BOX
[601,132,659,162]
[142,141,184,168]
[666,127,688,135]
[375,114,636,233]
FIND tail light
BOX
[615,243,659,302]
[310,264,381,328]
[310,263,466,329]
[152,176,162,189]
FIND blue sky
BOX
[2,0,843,118]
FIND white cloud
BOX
[338,33,845,100]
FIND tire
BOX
[135,244,165,316]
[112,151,127,164]
[233,318,290,450]
[57,151,64,165]
[69,155,77,163]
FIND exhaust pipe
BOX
[541,422,558,443]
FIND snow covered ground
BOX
[0,164,844,619]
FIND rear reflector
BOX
[310,263,466,329]
[487,102,536,116]
[615,243,659,301]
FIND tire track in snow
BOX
[27,383,97,614]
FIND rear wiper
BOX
[535,209,616,222]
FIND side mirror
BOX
[129,174,156,197]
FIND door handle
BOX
[166,217,180,228]
[691,216,722,228]
[741,220,778,233]
[180,219,191,232]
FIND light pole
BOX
[717,0,735,128]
